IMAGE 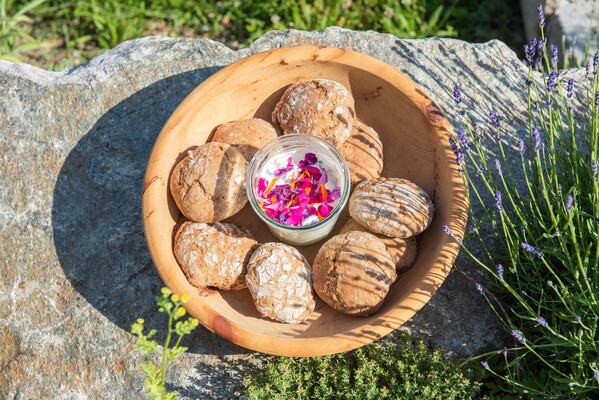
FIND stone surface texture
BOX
[0,28,586,398]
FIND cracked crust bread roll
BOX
[246,243,315,324]
[272,79,355,148]
[169,142,248,222]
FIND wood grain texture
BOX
[141,45,468,356]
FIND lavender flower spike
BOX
[537,38,546,63]
[532,126,542,151]
[457,128,469,150]
[537,4,545,28]
[481,361,490,370]
[551,45,558,66]
[594,51,599,74]
[523,40,536,67]
[475,282,484,294]
[536,316,549,328]
[448,137,463,167]
[449,136,459,152]
[443,225,453,235]
[454,85,466,115]
[494,159,502,175]
[512,329,526,345]
[521,242,544,258]
[565,195,573,211]
[518,138,525,155]
[567,78,574,98]
[495,190,504,212]
[496,264,504,281]
[595,90,599,106]
[594,371,599,381]
[453,85,463,105]
[547,72,558,92]
[592,161,598,179]
[489,110,500,129]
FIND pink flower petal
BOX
[286,208,304,226]
[318,204,333,218]
[303,166,322,181]
[264,208,279,219]
[257,178,268,196]
[294,177,313,189]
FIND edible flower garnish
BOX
[256,152,341,226]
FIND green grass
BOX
[1,0,523,70]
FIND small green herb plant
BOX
[243,332,481,400]
[131,287,199,400]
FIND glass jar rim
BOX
[245,134,351,231]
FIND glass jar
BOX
[246,134,351,246]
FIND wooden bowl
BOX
[142,45,468,356]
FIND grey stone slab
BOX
[1,28,582,398]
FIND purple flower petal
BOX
[317,168,328,184]
[328,187,341,202]
[304,152,317,166]
[273,156,294,177]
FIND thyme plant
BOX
[244,332,481,399]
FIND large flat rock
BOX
[0,28,572,398]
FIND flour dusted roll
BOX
[273,79,355,148]
[169,142,248,223]
[174,222,257,290]
[246,243,315,324]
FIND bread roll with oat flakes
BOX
[272,79,355,148]
[174,221,258,290]
[246,243,315,324]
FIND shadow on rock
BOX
[52,66,249,355]
[168,355,265,400]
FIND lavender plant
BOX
[450,4,599,397]
[131,287,199,400]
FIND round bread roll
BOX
[170,142,248,222]
[246,243,315,324]
[340,119,383,187]
[340,218,417,273]
[174,221,258,290]
[349,178,434,238]
[212,118,279,161]
[312,231,396,316]
[272,79,355,148]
